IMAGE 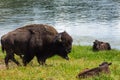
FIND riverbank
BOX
[0,45,120,80]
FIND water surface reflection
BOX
[0,0,120,49]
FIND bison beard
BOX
[1,24,73,68]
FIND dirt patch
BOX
[0,60,6,69]
[0,64,6,70]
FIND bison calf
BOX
[77,62,112,78]
[93,40,111,51]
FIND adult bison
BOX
[92,40,111,51]
[1,24,73,68]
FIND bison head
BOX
[93,40,102,51]
[99,62,112,73]
[54,31,73,60]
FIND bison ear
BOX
[108,62,112,65]
[54,33,62,43]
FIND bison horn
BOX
[57,34,62,42]
[54,33,62,42]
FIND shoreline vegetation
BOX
[0,45,120,80]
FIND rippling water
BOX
[0,0,120,49]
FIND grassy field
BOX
[0,45,120,80]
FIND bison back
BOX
[1,29,32,54]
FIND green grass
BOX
[0,45,120,80]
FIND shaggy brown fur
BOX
[1,24,73,68]
[77,62,112,78]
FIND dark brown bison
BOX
[77,62,112,78]
[1,24,73,68]
[93,40,111,51]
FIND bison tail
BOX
[1,38,5,53]
[1,42,5,53]
[1,46,5,53]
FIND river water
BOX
[0,0,120,49]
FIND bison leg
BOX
[40,60,46,65]
[10,55,20,66]
[23,55,34,66]
[19,55,23,59]
[36,57,46,65]
[5,55,10,69]
[5,53,20,69]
